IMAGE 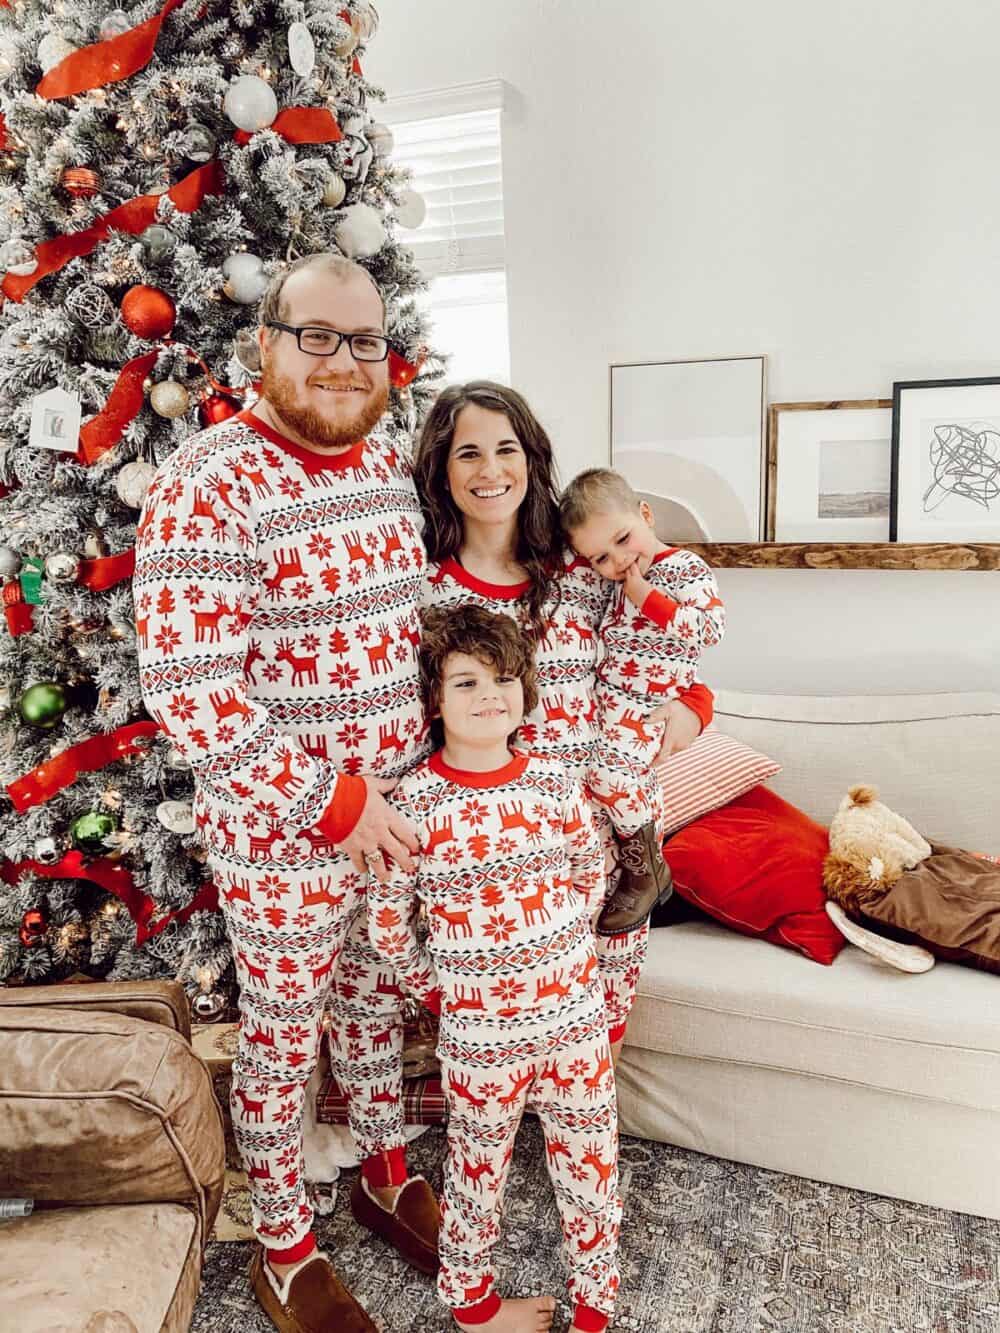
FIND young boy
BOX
[559,468,726,936]
[368,604,621,1333]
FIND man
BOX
[135,254,438,1333]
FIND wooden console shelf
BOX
[686,543,1000,570]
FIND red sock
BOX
[573,1301,609,1331]
[265,1231,317,1265]
[361,1145,408,1188]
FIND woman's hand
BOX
[648,698,702,764]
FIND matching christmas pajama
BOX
[589,546,726,842]
[135,411,429,1252]
[369,750,621,1328]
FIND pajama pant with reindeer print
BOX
[211,836,410,1253]
[439,986,621,1330]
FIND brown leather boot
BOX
[349,1173,441,1275]
[596,821,673,936]
[250,1247,377,1333]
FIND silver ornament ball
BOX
[192,989,226,1021]
[0,239,38,277]
[140,223,177,262]
[44,552,79,584]
[234,328,262,373]
[0,546,20,578]
[180,124,216,163]
[165,745,192,772]
[66,282,116,329]
[99,10,132,40]
[149,380,190,418]
[224,75,278,133]
[115,460,157,509]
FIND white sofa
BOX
[617,689,1000,1220]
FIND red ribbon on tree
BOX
[3,580,33,636]
[7,721,159,812]
[77,350,158,465]
[77,549,136,591]
[232,106,343,147]
[36,0,187,100]
[2,160,224,302]
[1,855,218,945]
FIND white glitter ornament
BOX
[222,252,268,304]
[287,21,315,77]
[38,33,77,74]
[115,460,157,508]
[156,799,195,834]
[334,202,386,259]
[224,75,278,133]
[44,552,79,584]
[99,10,132,41]
[0,239,38,277]
[367,122,394,159]
[322,172,346,208]
[149,380,190,418]
[394,188,426,229]
[66,282,116,329]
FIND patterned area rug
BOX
[192,1122,1000,1333]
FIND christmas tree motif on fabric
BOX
[0,0,437,999]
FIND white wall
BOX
[369,0,1000,694]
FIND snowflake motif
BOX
[137,590,152,612]
[440,844,463,866]
[242,904,260,924]
[483,912,517,943]
[356,624,372,643]
[330,662,360,690]
[250,764,269,783]
[278,476,304,501]
[293,579,312,601]
[489,977,526,1002]
[281,1024,311,1048]
[397,552,410,572]
[551,891,566,911]
[451,889,475,907]
[301,633,320,653]
[292,910,313,930]
[258,874,289,900]
[568,1161,588,1182]
[403,715,419,735]
[337,957,366,983]
[399,516,415,537]
[181,519,201,543]
[348,566,362,585]
[460,799,488,827]
[394,643,408,662]
[478,1081,501,1099]
[277,978,306,1001]
[182,582,204,606]
[336,722,367,749]
[216,723,235,744]
[494,836,516,857]
[168,692,196,722]
[543,725,560,742]
[565,1215,589,1237]
[155,626,181,654]
[568,1058,590,1077]
[262,662,282,683]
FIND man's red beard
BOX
[260,363,389,448]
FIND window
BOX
[386,81,509,384]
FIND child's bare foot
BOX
[455,1296,556,1332]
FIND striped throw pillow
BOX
[655,725,781,836]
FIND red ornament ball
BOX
[120,284,175,339]
[199,393,240,427]
[19,908,47,948]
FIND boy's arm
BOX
[367,799,443,1014]
[624,552,726,651]
[563,780,606,913]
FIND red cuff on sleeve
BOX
[265,1231,317,1264]
[361,1146,408,1188]
[607,1021,627,1044]
[452,1291,503,1325]
[573,1302,610,1331]
[422,988,443,1016]
[641,588,679,629]
[678,681,714,732]
[317,773,368,843]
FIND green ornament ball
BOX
[70,810,118,855]
[19,682,67,729]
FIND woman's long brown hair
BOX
[414,382,563,638]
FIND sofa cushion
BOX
[627,919,1000,1112]
[0,1202,200,1333]
[0,1005,224,1230]
[715,689,1000,851]
[656,724,781,835]
[663,784,845,964]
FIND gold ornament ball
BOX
[149,380,190,418]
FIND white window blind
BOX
[387,82,505,280]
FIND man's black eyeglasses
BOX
[266,322,392,361]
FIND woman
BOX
[414,381,713,1058]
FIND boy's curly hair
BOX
[419,604,539,748]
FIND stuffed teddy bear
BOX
[824,783,932,915]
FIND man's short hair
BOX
[419,604,539,747]
[258,253,385,329]
[559,467,643,535]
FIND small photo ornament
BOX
[30,387,82,453]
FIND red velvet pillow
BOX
[661,784,845,965]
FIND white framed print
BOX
[891,377,1000,542]
[610,355,766,542]
[768,400,892,542]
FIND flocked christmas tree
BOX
[0,0,437,1013]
